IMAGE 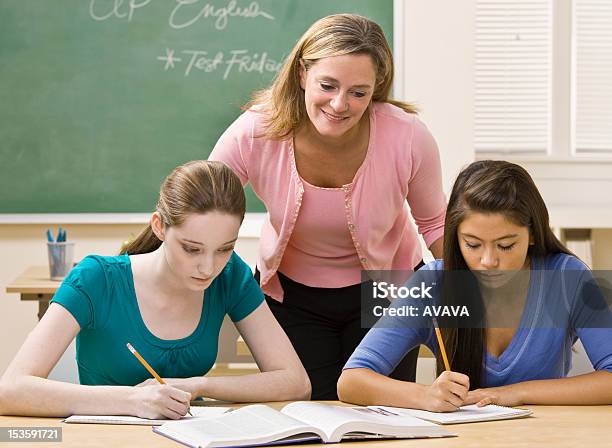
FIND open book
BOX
[153,401,454,447]
[64,406,231,426]
[370,404,532,424]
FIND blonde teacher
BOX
[210,14,446,399]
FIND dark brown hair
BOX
[439,160,572,387]
[121,160,245,255]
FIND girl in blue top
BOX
[338,160,612,410]
[0,161,310,419]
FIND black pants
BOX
[256,268,421,400]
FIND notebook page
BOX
[371,404,532,424]
[64,406,231,425]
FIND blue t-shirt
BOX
[50,252,263,385]
[345,253,612,387]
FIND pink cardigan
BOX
[210,102,446,301]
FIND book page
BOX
[372,404,532,424]
[64,406,231,425]
[154,404,324,447]
[281,402,366,440]
[281,402,451,442]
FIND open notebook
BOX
[370,404,532,424]
[64,406,231,426]
[153,402,454,447]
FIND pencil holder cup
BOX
[47,242,75,280]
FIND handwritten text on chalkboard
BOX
[157,48,282,78]
[89,0,275,31]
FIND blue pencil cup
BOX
[47,242,75,280]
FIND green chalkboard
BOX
[0,0,393,213]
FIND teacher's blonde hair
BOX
[245,13,417,139]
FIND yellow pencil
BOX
[126,342,192,416]
[432,318,451,371]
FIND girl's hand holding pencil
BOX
[422,317,470,412]
[421,370,471,412]
[126,343,193,419]
[127,381,192,420]
[136,377,202,401]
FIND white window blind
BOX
[475,0,552,154]
[574,0,612,155]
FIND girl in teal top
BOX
[0,161,310,419]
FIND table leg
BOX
[20,294,53,321]
[38,300,50,321]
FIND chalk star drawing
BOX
[157,48,181,70]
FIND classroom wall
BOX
[400,0,476,193]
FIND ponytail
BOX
[120,225,161,255]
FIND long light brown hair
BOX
[439,160,572,388]
[245,13,417,139]
[121,160,245,255]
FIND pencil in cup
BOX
[126,343,193,416]
[432,318,451,371]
